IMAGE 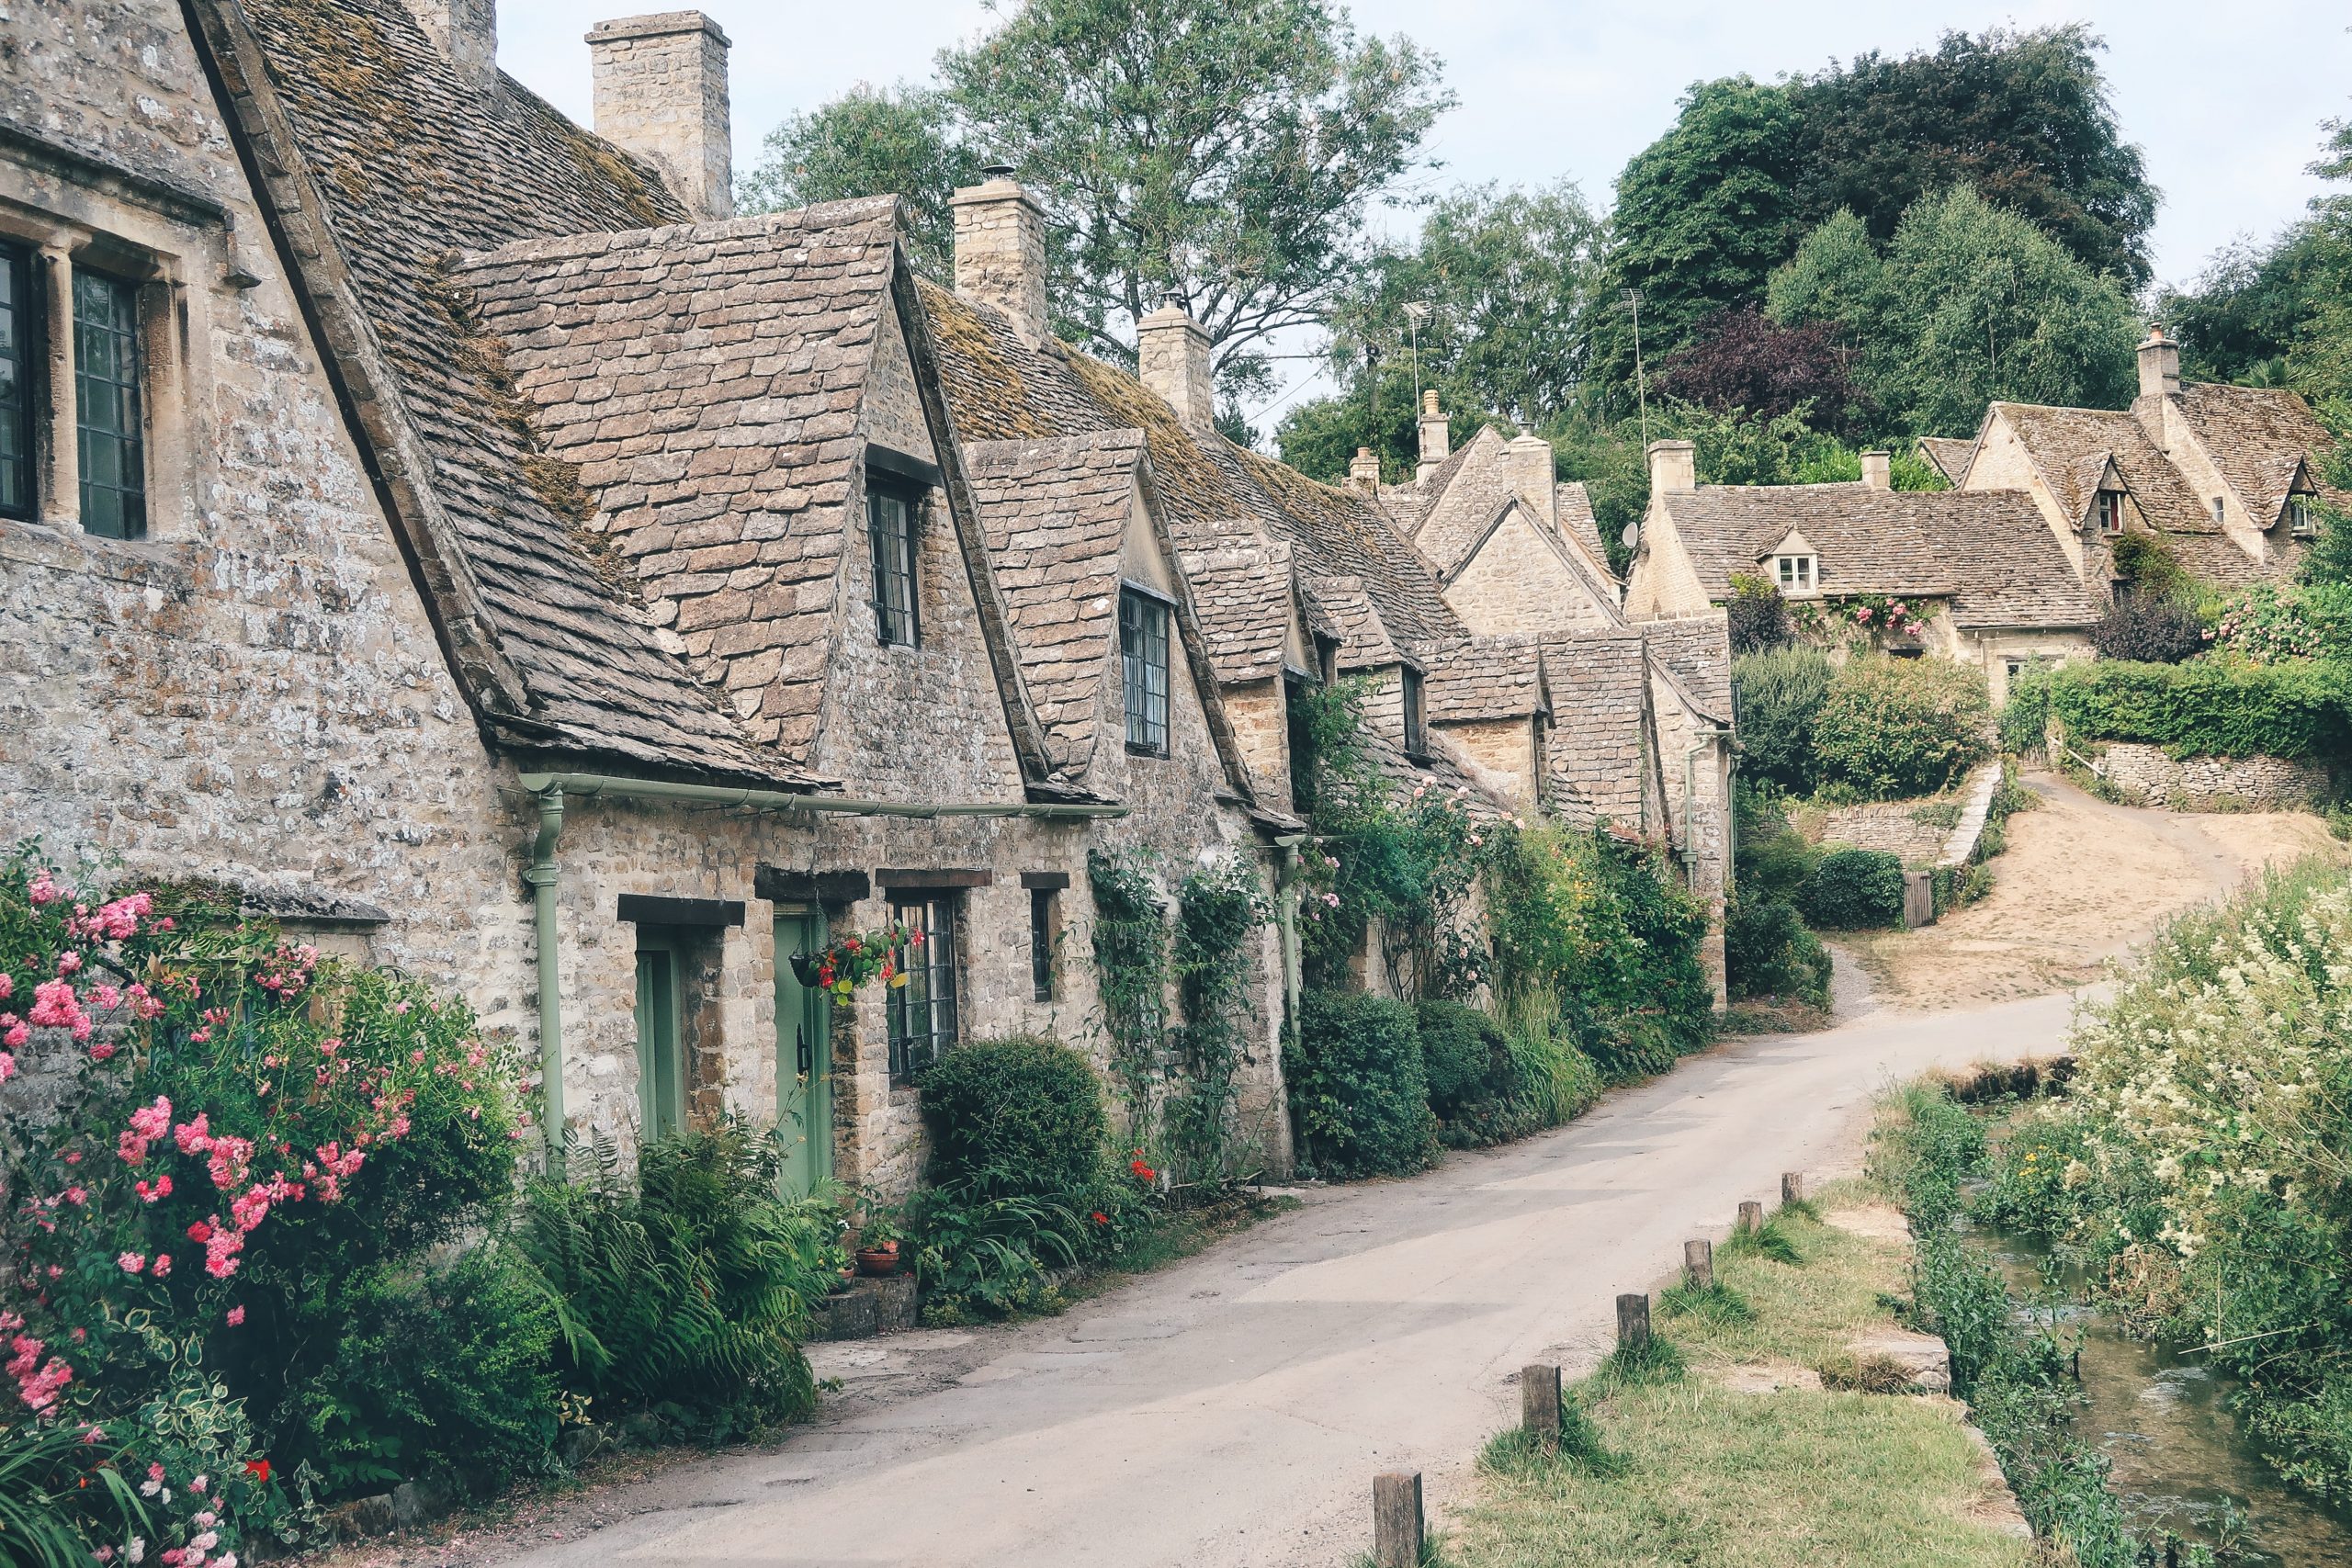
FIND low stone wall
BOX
[1799,800,1958,867]
[2086,743,2329,811]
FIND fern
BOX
[0,1421,152,1568]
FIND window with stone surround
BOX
[1029,886,1057,1002]
[2290,495,2316,537]
[2094,490,2123,536]
[888,894,959,1081]
[0,242,32,522]
[74,266,146,539]
[867,483,921,647]
[1121,586,1170,754]
[1774,553,1815,594]
[1402,666,1428,757]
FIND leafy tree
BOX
[937,0,1453,394]
[1656,305,1870,435]
[1726,574,1791,654]
[1770,186,2141,434]
[738,83,986,275]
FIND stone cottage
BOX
[0,0,1737,1197]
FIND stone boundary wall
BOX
[2081,743,2329,812]
[1800,802,1956,867]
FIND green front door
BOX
[775,908,833,1196]
[634,939,684,1145]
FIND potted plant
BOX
[854,1212,903,1277]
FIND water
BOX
[1984,1230,2352,1565]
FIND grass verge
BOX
[1445,1186,2032,1568]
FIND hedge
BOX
[2044,658,2352,761]
[1809,655,1991,799]
[917,1034,1109,1192]
[1802,848,1907,930]
[1725,900,1834,1006]
[1286,991,1438,1179]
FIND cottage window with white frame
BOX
[2094,490,2123,536]
[1774,553,1815,594]
[2290,495,2317,537]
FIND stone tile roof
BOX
[961,432,1147,778]
[1556,482,1621,585]
[453,201,902,761]
[1408,427,1516,567]
[1425,637,1546,722]
[1177,536,1299,686]
[199,0,819,785]
[1931,498,2101,628]
[1306,575,1405,671]
[1639,615,1734,723]
[919,280,1464,657]
[2175,383,2341,525]
[1917,437,1976,485]
[1659,485,1957,599]
[1539,630,1649,829]
[1992,402,2213,535]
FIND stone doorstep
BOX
[809,1271,918,1340]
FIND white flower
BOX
[127,1542,145,1565]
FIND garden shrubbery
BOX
[1285,991,1438,1179]
[1809,655,1991,799]
[2089,594,2206,663]
[2040,656,2352,761]
[1801,847,1906,929]
[1724,900,1833,1007]
[917,1033,1107,1191]
[1730,647,1833,793]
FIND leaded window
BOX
[74,268,144,540]
[888,895,958,1081]
[1402,666,1427,757]
[868,485,920,647]
[0,243,32,523]
[1121,587,1170,754]
[2095,491,2123,536]
[1029,887,1057,1002]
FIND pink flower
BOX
[174,1114,212,1156]
[28,979,84,1031]
[117,1252,146,1274]
[28,868,63,907]
[55,952,81,976]
[0,974,9,1000]
[151,1254,172,1278]
[88,1043,117,1062]
[225,1306,245,1326]
[130,1099,172,1139]
[0,1052,13,1084]
[62,1187,85,1207]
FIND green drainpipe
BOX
[524,784,567,1166]
[1273,832,1306,1039]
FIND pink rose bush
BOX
[0,849,530,1560]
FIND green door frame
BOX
[774,906,833,1196]
[633,935,685,1145]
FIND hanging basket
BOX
[788,924,922,1005]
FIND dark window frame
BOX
[867,476,922,648]
[1029,886,1057,1002]
[2094,490,2123,536]
[1120,585,1170,756]
[888,893,960,1082]
[1401,666,1428,758]
[0,241,37,524]
[73,265,146,540]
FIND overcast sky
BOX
[496,1,2350,420]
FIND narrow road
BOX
[491,990,2078,1568]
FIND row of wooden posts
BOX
[1367,1172,1808,1567]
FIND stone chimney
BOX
[951,165,1049,348]
[586,13,733,221]
[1647,438,1695,494]
[1860,449,1892,491]
[404,0,497,89]
[1506,431,1558,526]
[1349,446,1382,491]
[2138,323,2181,400]
[1136,294,1214,428]
[1416,389,1450,483]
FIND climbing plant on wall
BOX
[1164,856,1272,1190]
[1086,846,1167,1142]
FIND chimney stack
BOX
[1647,438,1695,494]
[1137,294,1215,429]
[1506,431,1558,526]
[404,0,497,89]
[1860,449,1892,491]
[1417,389,1450,483]
[2138,323,2181,400]
[1349,446,1382,491]
[951,166,1049,348]
[586,13,734,221]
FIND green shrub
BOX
[1801,848,1906,929]
[898,1173,1151,1323]
[516,1122,839,1439]
[1733,784,1822,903]
[917,1034,1109,1194]
[1499,999,1601,1129]
[1413,998,1509,1118]
[1732,647,1834,793]
[2001,662,2054,753]
[1810,655,1991,798]
[1724,900,1832,1006]
[0,1423,153,1568]
[1727,572,1792,654]
[2109,530,2195,602]
[1286,990,1438,1179]
[2090,596,2204,662]
[2046,655,2352,761]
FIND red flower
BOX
[186,1221,212,1245]
[244,1458,271,1484]
[1091,1211,1109,1226]
[1130,1158,1157,1181]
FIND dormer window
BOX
[1774,553,1815,594]
[1401,667,1427,757]
[2094,490,2123,536]
[1120,586,1170,755]
[867,482,921,647]
[2290,495,2318,537]
[2211,497,2227,527]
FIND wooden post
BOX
[1372,1471,1423,1568]
[1737,1200,1764,1235]
[1683,1237,1713,1290]
[1781,1171,1806,1207]
[1521,1362,1562,1443]
[1616,1292,1651,1351]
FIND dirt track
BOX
[1840,770,2349,1012]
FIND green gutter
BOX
[515,770,1131,1160]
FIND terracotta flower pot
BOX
[855,1243,899,1278]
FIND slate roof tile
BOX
[1539,630,1649,829]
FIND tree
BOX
[1656,305,1871,435]
[738,84,985,276]
[1770,186,2141,435]
[1593,27,2155,387]
[937,0,1453,396]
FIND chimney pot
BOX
[587,12,734,221]
[1349,446,1382,491]
[1860,449,1892,490]
[1416,391,1450,483]
[1647,439,1696,494]
[950,172,1050,348]
[1137,300,1216,429]
[2138,323,2181,400]
[403,0,498,89]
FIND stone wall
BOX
[1799,802,1958,866]
[2088,743,2330,812]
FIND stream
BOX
[1984,1228,2352,1565]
